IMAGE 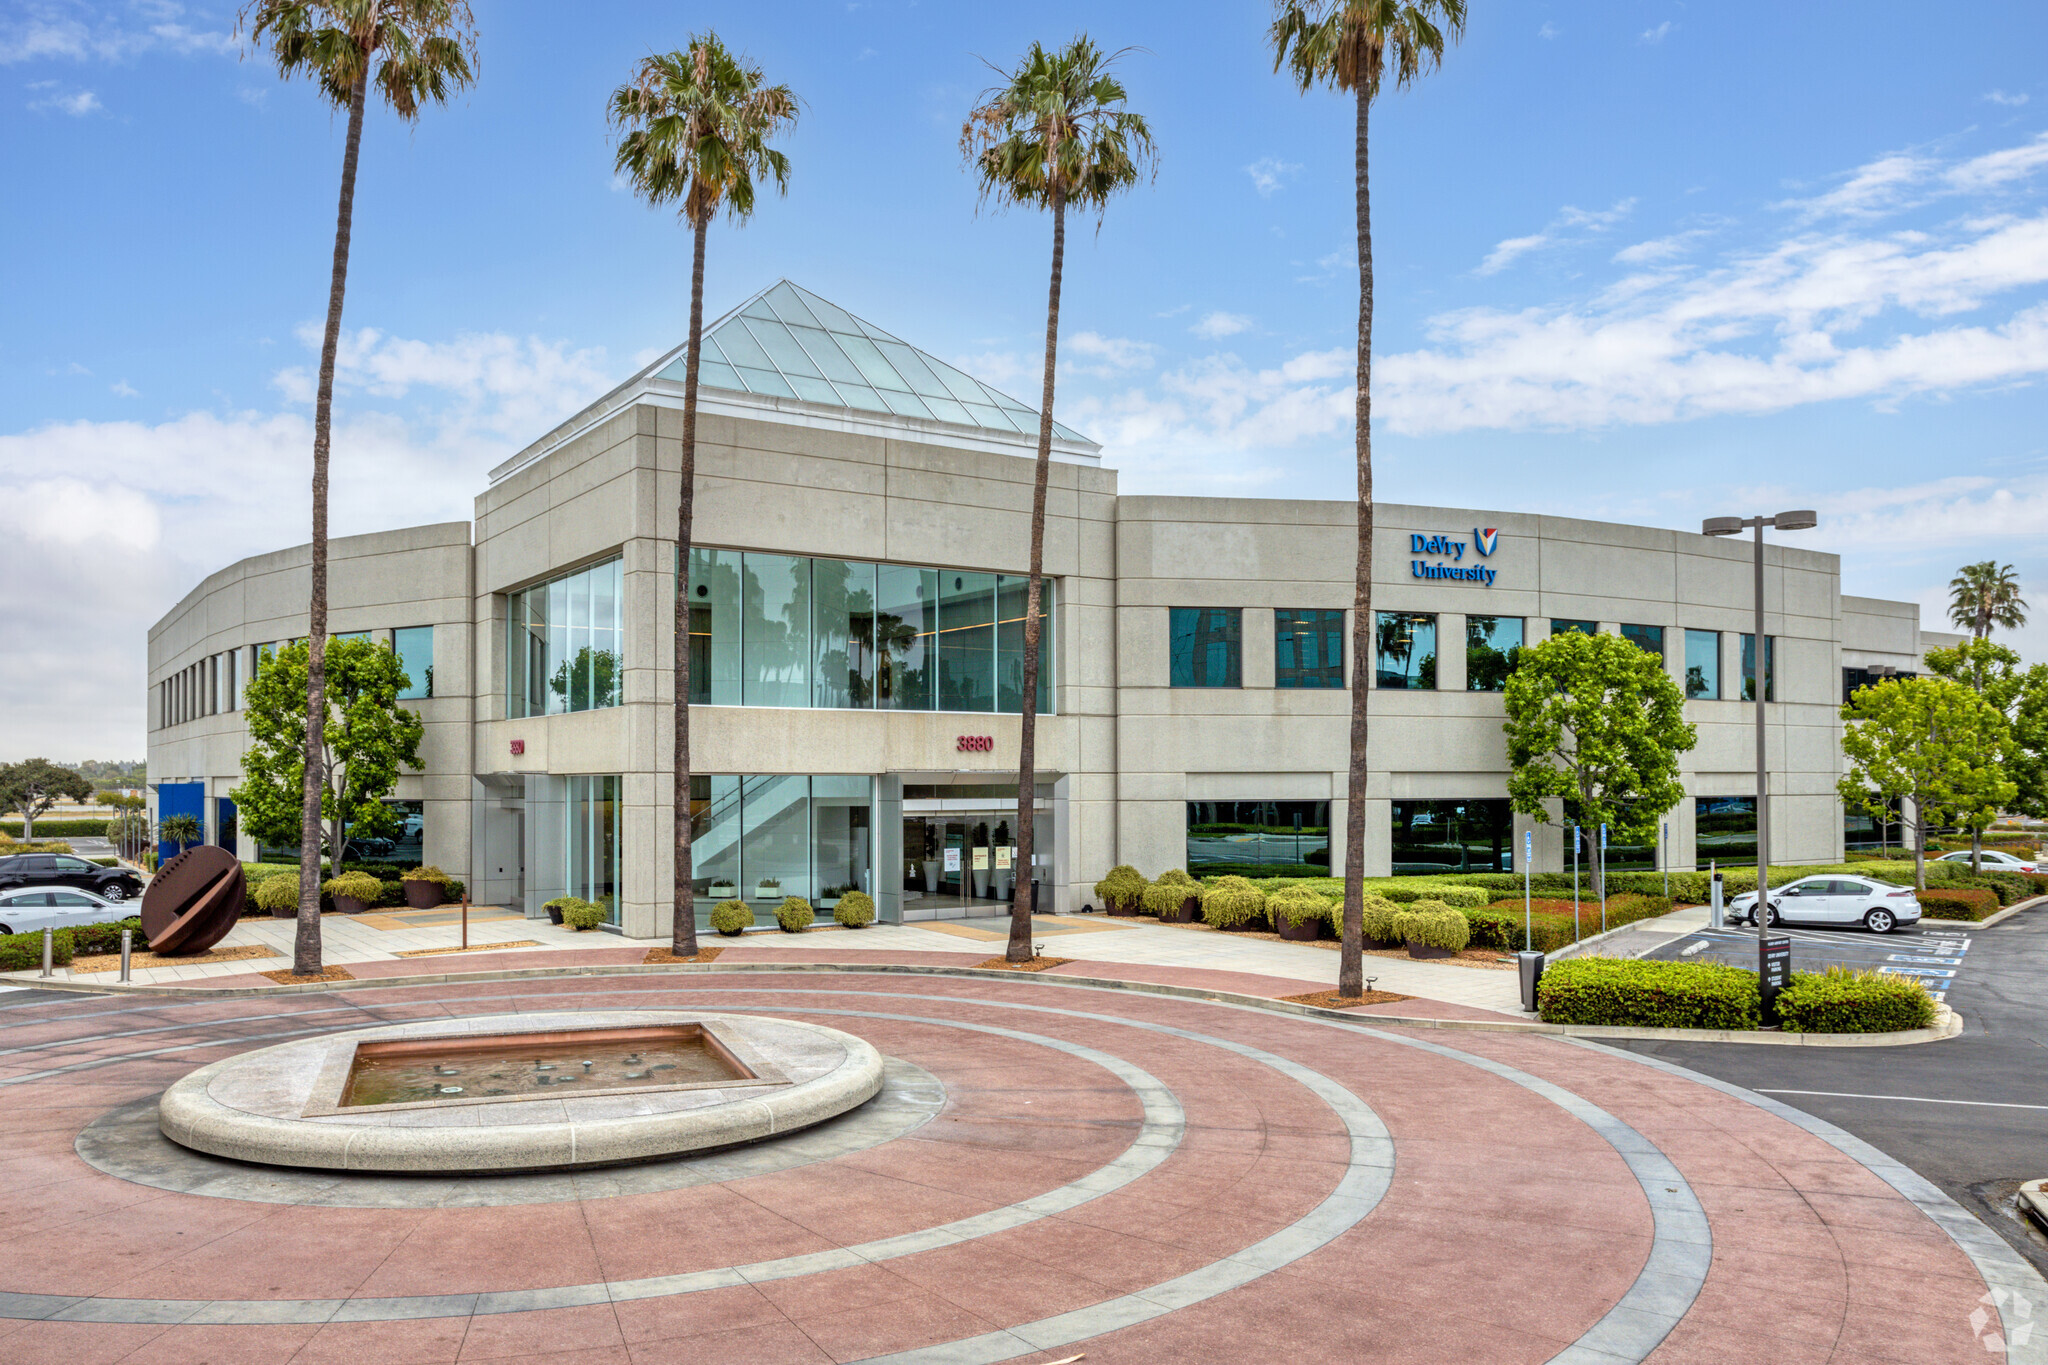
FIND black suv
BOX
[0,853,144,902]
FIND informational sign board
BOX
[972,848,990,870]
[944,848,961,873]
[995,847,1013,870]
[1759,937,1792,1024]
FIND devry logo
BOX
[1409,529,1499,586]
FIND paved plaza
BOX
[0,952,2040,1363]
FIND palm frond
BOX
[1267,0,1467,99]
[607,33,798,227]
[239,0,477,117]
[960,35,1157,221]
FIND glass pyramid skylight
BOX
[656,281,1087,444]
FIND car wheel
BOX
[101,884,126,902]
[1864,908,1896,934]
[1763,903,1781,927]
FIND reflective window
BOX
[1563,801,1656,873]
[391,626,433,700]
[688,774,876,927]
[1551,619,1597,637]
[1465,616,1523,692]
[1275,609,1345,689]
[371,799,424,865]
[1845,795,1903,854]
[1186,801,1329,877]
[996,575,1055,714]
[567,776,619,925]
[1170,608,1242,688]
[877,564,937,710]
[505,558,625,718]
[938,571,996,712]
[1375,612,1437,690]
[1843,666,1911,703]
[1621,624,1665,659]
[743,553,811,708]
[687,548,743,705]
[1741,634,1775,702]
[813,559,877,709]
[1695,796,1757,867]
[1684,629,1720,699]
[1391,799,1511,875]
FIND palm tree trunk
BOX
[295,71,367,977]
[671,215,708,957]
[1009,189,1065,965]
[1338,82,1374,999]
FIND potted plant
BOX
[1270,885,1333,942]
[708,878,737,900]
[834,889,876,928]
[562,898,607,931]
[1141,869,1201,922]
[775,896,815,933]
[711,900,755,937]
[1094,865,1148,917]
[543,895,574,926]
[1360,895,1402,948]
[323,870,382,915]
[401,865,450,908]
[754,876,782,901]
[1394,902,1470,960]
[1200,877,1268,932]
[254,875,298,920]
[818,884,844,909]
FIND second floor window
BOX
[1376,612,1437,690]
[1685,629,1720,699]
[1465,615,1523,692]
[506,557,624,718]
[1170,608,1241,687]
[1275,609,1344,688]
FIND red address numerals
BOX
[956,735,994,752]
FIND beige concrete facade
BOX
[147,312,1954,939]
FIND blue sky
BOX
[5,0,2048,757]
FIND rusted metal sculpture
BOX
[141,845,245,956]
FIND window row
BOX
[686,550,1055,714]
[1167,608,1777,700]
[507,558,624,718]
[158,627,434,730]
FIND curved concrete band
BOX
[155,1010,885,1172]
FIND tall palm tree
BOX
[1948,560,2028,639]
[963,37,1156,964]
[241,0,477,978]
[1271,0,1465,999]
[610,35,796,956]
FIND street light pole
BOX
[1704,508,1817,1019]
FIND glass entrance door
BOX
[900,805,1035,921]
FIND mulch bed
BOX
[973,956,1075,972]
[258,965,356,985]
[392,940,543,958]
[643,945,727,965]
[1279,989,1414,1010]
[71,944,276,974]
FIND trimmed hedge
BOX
[1393,904,1470,952]
[1776,967,1936,1034]
[1094,865,1148,912]
[1201,881,1268,930]
[775,897,816,932]
[70,916,144,955]
[561,899,608,931]
[834,890,876,927]
[0,820,110,838]
[0,927,74,971]
[1916,888,1998,920]
[1537,959,1760,1029]
[1430,885,1492,909]
[710,901,755,935]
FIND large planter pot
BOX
[546,907,565,925]
[402,880,445,909]
[1406,940,1454,959]
[1277,917,1324,942]
[971,869,991,897]
[270,904,295,920]
[1167,896,1200,923]
[709,886,737,900]
[1107,900,1141,918]
[333,895,370,916]
[921,860,941,892]
[754,885,782,901]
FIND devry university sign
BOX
[1410,527,1501,586]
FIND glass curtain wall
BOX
[1465,616,1523,692]
[566,776,621,925]
[686,551,1054,714]
[506,558,624,718]
[687,774,875,921]
[1390,799,1511,874]
[1185,801,1330,877]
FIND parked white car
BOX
[1934,850,2038,873]
[1727,875,1922,933]
[0,886,130,936]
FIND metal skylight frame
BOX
[657,281,1087,444]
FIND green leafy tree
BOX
[1841,675,2015,890]
[160,814,203,855]
[963,36,1156,963]
[1920,638,2048,869]
[548,646,622,711]
[1503,631,1697,906]
[240,0,477,977]
[1271,0,1467,998]
[610,33,796,957]
[231,638,425,903]
[1947,560,2027,639]
[0,759,95,839]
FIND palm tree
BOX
[963,37,1156,964]
[241,0,477,978]
[1948,561,2027,639]
[1271,0,1465,999]
[610,35,796,957]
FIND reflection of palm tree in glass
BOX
[875,611,929,708]
[1685,665,1708,697]
[550,648,622,710]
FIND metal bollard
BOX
[40,927,54,978]
[120,929,133,984]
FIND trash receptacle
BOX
[1517,951,1546,1014]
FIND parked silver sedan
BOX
[1727,875,1923,933]
[0,886,129,936]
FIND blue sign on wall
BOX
[1410,527,1501,586]
[157,781,204,864]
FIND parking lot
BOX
[1644,920,1976,1005]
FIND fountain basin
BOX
[158,1010,883,1173]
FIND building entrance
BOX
[898,782,1052,921]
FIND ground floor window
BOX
[1845,795,1904,854]
[1185,801,1330,877]
[566,777,620,924]
[1695,797,1757,867]
[690,775,872,921]
[1391,799,1510,875]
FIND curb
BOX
[0,958,1965,1046]
[2022,1179,2048,1235]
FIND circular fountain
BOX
[157,1011,884,1173]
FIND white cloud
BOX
[1612,228,1714,264]
[1538,22,1559,40]
[1983,90,2030,108]
[1946,131,2048,193]
[0,326,617,757]
[1063,331,1155,375]
[0,2,233,64]
[1778,133,2048,222]
[1191,311,1253,340]
[109,378,136,397]
[1245,157,1301,198]
[1476,198,1636,274]
[26,85,98,114]
[1641,21,1672,44]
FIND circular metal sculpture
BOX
[140,845,245,956]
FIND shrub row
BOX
[1915,888,1999,920]
[0,927,75,971]
[1775,967,1937,1033]
[0,820,111,838]
[1538,958,1937,1032]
